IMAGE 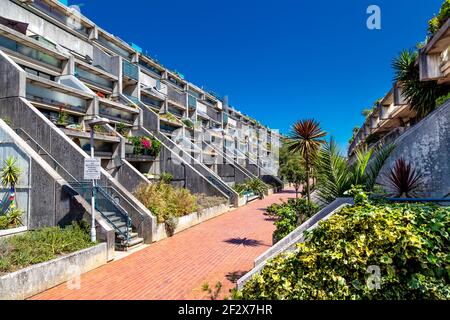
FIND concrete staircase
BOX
[103,211,144,250]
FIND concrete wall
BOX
[153,203,229,241]
[1,0,93,58]
[0,120,115,259]
[377,102,450,198]
[0,50,156,242]
[0,243,107,300]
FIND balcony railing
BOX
[26,83,87,114]
[122,60,139,81]
[167,86,186,107]
[75,67,114,91]
[31,0,90,36]
[0,34,63,69]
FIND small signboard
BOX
[84,158,101,180]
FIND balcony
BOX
[75,63,116,94]
[26,75,91,115]
[0,27,66,71]
[99,100,136,125]
[31,0,90,36]
[167,85,187,108]
[122,60,139,81]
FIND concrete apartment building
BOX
[0,0,282,250]
[347,18,450,199]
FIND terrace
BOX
[25,74,92,116]
[74,60,117,95]
[0,24,68,73]
[420,18,450,84]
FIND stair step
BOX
[118,226,133,234]
[103,211,116,218]
[126,237,144,247]
[109,216,122,223]
[115,221,127,228]
[117,232,138,240]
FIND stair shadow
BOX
[224,237,265,247]
[226,270,249,283]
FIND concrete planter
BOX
[153,203,229,241]
[0,243,108,300]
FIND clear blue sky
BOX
[76,0,442,149]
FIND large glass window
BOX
[0,34,62,68]
[26,83,87,113]
[75,66,113,90]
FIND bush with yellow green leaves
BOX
[238,197,450,300]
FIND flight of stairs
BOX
[103,211,144,251]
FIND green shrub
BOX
[0,208,23,230]
[436,92,450,107]
[0,222,93,275]
[134,182,198,224]
[270,198,320,243]
[428,0,450,34]
[159,172,173,184]
[238,200,450,300]
[128,136,161,157]
[233,179,270,198]
[196,194,228,212]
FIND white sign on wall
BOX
[84,158,101,180]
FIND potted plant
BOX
[1,156,22,210]
[56,107,69,128]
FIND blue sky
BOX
[76,0,442,149]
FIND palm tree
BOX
[1,157,22,209]
[288,119,326,204]
[392,50,446,118]
[316,139,395,203]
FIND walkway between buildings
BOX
[32,188,296,300]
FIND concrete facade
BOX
[377,102,450,198]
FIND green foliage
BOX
[280,158,306,197]
[0,208,23,230]
[428,0,450,34]
[392,50,447,118]
[128,136,161,157]
[134,182,198,228]
[361,108,372,118]
[159,172,173,184]
[202,281,223,300]
[436,92,450,107]
[1,157,21,188]
[316,139,394,204]
[233,179,269,198]
[0,222,94,275]
[57,110,68,125]
[267,198,320,243]
[238,201,450,300]
[181,118,194,128]
[116,122,129,136]
[196,194,228,212]
[288,119,326,204]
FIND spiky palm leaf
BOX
[383,158,423,198]
[316,139,353,203]
[392,50,445,118]
[364,143,396,190]
[288,119,327,162]
[1,157,21,188]
[288,119,326,204]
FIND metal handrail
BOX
[14,127,137,244]
[14,128,79,182]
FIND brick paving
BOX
[32,188,296,300]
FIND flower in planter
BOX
[142,137,152,150]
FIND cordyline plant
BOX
[383,157,423,198]
[288,119,326,205]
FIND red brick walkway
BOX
[32,189,295,300]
